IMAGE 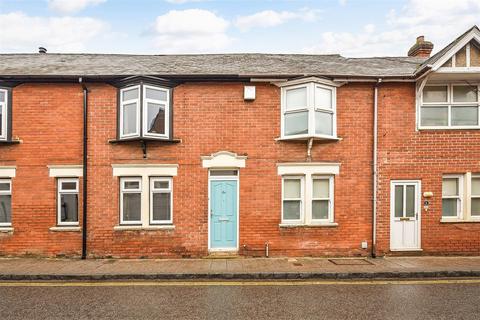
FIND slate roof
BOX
[0,53,427,79]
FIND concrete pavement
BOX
[0,256,480,280]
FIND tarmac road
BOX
[0,279,479,319]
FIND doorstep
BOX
[206,251,240,259]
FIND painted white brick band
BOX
[0,166,16,178]
[112,164,178,177]
[277,162,341,176]
[48,165,83,177]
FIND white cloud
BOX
[339,0,347,6]
[48,0,106,15]
[0,11,108,52]
[152,9,231,53]
[165,0,205,3]
[363,23,375,33]
[304,0,480,57]
[235,8,321,32]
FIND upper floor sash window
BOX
[420,84,479,129]
[119,83,171,140]
[280,79,337,140]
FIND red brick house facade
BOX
[0,26,479,258]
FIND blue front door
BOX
[210,180,238,249]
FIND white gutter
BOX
[372,78,381,257]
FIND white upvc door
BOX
[390,181,421,251]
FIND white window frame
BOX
[119,85,141,139]
[442,175,463,220]
[120,177,142,225]
[313,84,336,137]
[281,82,337,139]
[57,178,79,226]
[281,176,304,224]
[470,174,480,219]
[113,165,177,229]
[149,177,173,224]
[142,85,170,139]
[0,178,12,227]
[419,83,480,129]
[0,88,8,141]
[311,176,334,224]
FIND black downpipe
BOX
[81,80,88,259]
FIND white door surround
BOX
[201,151,247,169]
[201,151,246,253]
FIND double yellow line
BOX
[0,279,479,287]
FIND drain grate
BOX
[328,258,373,265]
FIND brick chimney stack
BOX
[408,36,434,57]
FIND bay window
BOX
[420,84,479,128]
[119,83,171,140]
[281,80,337,139]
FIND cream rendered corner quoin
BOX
[1,27,480,257]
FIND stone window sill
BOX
[114,225,175,231]
[279,222,338,228]
[49,226,81,232]
[275,136,342,142]
[440,219,480,224]
[0,227,14,233]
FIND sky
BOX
[0,0,479,57]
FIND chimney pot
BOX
[408,35,433,58]
[38,47,47,54]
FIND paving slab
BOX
[0,256,479,280]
